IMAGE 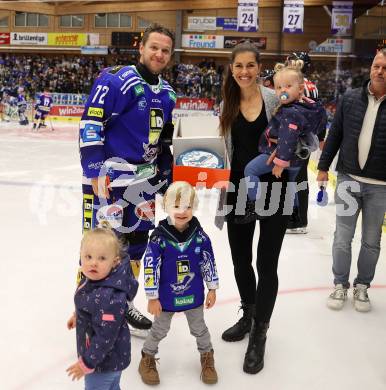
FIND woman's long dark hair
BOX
[220,42,261,136]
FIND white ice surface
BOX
[1,122,385,390]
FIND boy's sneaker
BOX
[353,284,371,312]
[139,351,160,385]
[126,302,152,330]
[327,284,348,310]
[200,350,218,384]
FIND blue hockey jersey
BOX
[35,92,53,113]
[79,65,176,180]
[143,217,219,312]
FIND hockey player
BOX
[32,86,53,130]
[79,23,176,336]
[17,87,29,126]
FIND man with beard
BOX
[79,23,176,336]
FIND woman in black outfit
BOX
[218,42,291,374]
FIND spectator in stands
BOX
[317,48,386,313]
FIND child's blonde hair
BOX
[162,181,199,211]
[81,225,122,259]
[273,59,304,85]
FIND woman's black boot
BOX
[222,302,255,342]
[243,320,269,374]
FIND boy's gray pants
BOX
[142,305,213,355]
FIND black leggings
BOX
[225,170,290,323]
[227,213,289,323]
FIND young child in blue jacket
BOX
[236,60,327,224]
[138,181,219,385]
[67,227,138,390]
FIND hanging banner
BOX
[237,0,258,32]
[48,33,88,46]
[283,0,304,34]
[182,34,224,49]
[216,17,238,31]
[188,16,217,31]
[11,32,47,45]
[331,1,353,35]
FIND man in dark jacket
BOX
[317,48,386,313]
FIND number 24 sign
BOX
[237,6,258,32]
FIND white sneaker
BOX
[353,284,371,312]
[327,284,348,310]
[286,227,308,234]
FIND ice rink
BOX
[1,121,386,390]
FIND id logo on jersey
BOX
[176,260,190,283]
[149,108,164,144]
[82,123,102,142]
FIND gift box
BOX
[172,116,230,189]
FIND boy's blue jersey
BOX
[143,217,219,312]
[79,65,176,179]
[35,93,53,113]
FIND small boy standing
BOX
[138,181,219,385]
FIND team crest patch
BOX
[138,97,147,111]
[134,200,155,221]
[134,84,145,96]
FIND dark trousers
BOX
[225,171,290,323]
[294,157,310,227]
[227,213,289,323]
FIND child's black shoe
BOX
[234,200,262,224]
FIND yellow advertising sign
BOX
[48,33,87,46]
